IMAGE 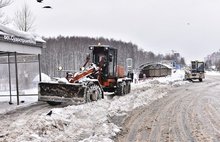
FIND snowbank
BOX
[0,70,189,142]
[33,73,51,82]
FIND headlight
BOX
[58,66,63,71]
[89,46,94,50]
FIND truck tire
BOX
[124,82,130,94]
[86,82,102,102]
[127,82,131,93]
[122,81,131,94]
[117,83,124,96]
[123,83,127,94]
[199,78,203,82]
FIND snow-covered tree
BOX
[14,2,35,32]
[0,0,13,24]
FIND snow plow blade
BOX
[38,82,86,105]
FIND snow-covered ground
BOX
[0,70,189,142]
[0,73,51,114]
[205,70,220,76]
[0,88,38,114]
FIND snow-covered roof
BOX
[0,23,45,43]
[139,62,173,70]
[0,23,46,55]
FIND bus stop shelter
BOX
[0,24,45,105]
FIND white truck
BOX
[185,61,205,82]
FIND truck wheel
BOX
[117,83,124,96]
[124,84,128,94]
[124,82,130,94]
[86,82,102,102]
[199,78,203,82]
[127,82,131,93]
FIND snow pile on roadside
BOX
[5,100,118,142]
[0,70,188,142]
[147,69,188,87]
[108,83,168,118]
[4,83,169,142]
[33,73,51,83]
[155,69,185,83]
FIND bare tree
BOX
[0,0,13,24]
[14,3,35,32]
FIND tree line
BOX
[41,36,186,77]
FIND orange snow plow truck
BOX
[38,45,132,105]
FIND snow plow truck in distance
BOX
[185,61,205,82]
[38,45,132,105]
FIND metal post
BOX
[8,52,12,103]
[14,52,19,105]
[38,54,42,82]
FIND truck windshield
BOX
[197,62,204,72]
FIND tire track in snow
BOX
[117,75,220,142]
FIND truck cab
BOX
[89,45,131,95]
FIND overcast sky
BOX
[3,0,220,63]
